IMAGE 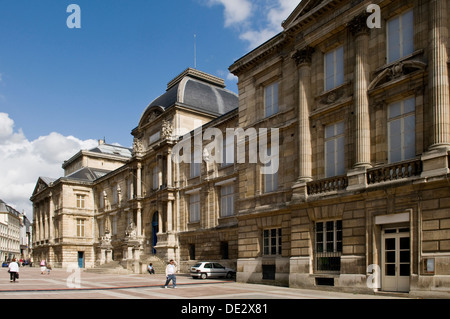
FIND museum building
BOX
[31,0,450,297]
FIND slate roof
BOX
[88,143,132,158]
[141,68,238,122]
[0,199,21,217]
[65,167,112,182]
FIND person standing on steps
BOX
[164,259,177,288]
[147,263,155,275]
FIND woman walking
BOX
[8,259,19,283]
[40,259,47,275]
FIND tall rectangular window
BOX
[76,219,85,237]
[324,46,344,91]
[265,82,279,117]
[388,97,416,163]
[263,228,282,255]
[153,166,159,190]
[190,149,201,178]
[112,186,118,204]
[387,10,414,63]
[220,184,234,217]
[127,179,133,200]
[112,215,118,235]
[264,146,278,193]
[315,220,342,272]
[222,133,234,167]
[189,193,200,222]
[76,195,85,209]
[325,122,345,177]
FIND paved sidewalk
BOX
[0,267,410,300]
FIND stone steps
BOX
[84,261,131,275]
[140,255,167,275]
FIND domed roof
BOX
[139,68,238,125]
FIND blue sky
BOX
[0,0,299,215]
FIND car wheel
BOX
[201,273,207,279]
[226,272,233,279]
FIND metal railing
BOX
[315,252,341,273]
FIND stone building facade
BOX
[229,0,450,296]
[30,142,132,268]
[0,199,24,262]
[30,0,450,297]
[31,68,239,273]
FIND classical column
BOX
[136,163,142,198]
[158,155,163,188]
[350,14,372,168]
[166,150,173,188]
[429,0,450,149]
[167,200,173,232]
[292,46,315,182]
[48,193,54,243]
[39,203,44,241]
[136,208,142,237]
[33,204,39,243]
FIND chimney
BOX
[98,138,105,145]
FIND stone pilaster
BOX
[429,0,450,150]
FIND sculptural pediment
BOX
[147,110,163,123]
[368,59,427,91]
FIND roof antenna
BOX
[194,34,197,69]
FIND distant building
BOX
[0,199,24,261]
[30,141,132,268]
[19,214,32,261]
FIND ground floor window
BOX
[263,228,282,256]
[315,220,342,272]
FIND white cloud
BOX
[0,113,98,218]
[208,0,299,50]
[208,0,253,27]
[226,72,238,82]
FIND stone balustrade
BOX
[366,159,422,185]
[307,175,348,195]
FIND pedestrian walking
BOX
[164,259,177,288]
[8,259,19,283]
[40,259,47,274]
[46,263,52,275]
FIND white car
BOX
[190,262,236,279]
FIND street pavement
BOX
[0,266,408,300]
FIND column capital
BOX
[348,13,370,37]
[292,46,315,66]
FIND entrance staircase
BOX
[84,255,167,275]
[140,254,167,275]
[84,260,130,275]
